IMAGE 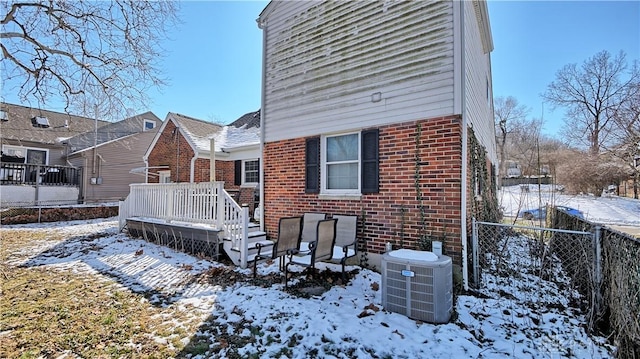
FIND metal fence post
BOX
[472,217,479,287]
[593,225,602,315]
[34,164,41,207]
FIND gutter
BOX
[257,16,267,229]
[457,0,470,292]
[143,156,149,183]
[190,153,197,183]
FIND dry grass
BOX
[0,229,209,359]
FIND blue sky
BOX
[488,1,639,136]
[154,0,640,136]
[3,1,639,137]
[146,1,267,124]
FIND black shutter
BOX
[305,137,320,193]
[361,129,379,194]
[234,160,242,186]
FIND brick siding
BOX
[263,115,466,265]
[147,121,240,190]
[147,121,195,183]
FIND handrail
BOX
[218,183,250,268]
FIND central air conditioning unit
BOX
[382,249,453,324]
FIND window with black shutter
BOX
[244,159,260,184]
[311,129,379,196]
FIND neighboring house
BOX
[66,112,162,203]
[0,102,161,206]
[0,102,109,166]
[506,161,522,178]
[257,1,498,269]
[0,102,108,206]
[145,111,261,213]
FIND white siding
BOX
[262,0,456,142]
[70,130,158,202]
[463,1,497,164]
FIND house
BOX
[506,161,522,178]
[120,110,263,267]
[0,102,108,206]
[0,102,161,206]
[66,112,162,203]
[256,0,498,273]
[0,102,109,166]
[145,111,261,214]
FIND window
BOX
[27,150,47,165]
[324,133,359,191]
[31,116,50,128]
[2,146,47,164]
[244,159,260,184]
[143,119,156,131]
[305,129,378,196]
[234,159,260,185]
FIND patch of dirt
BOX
[191,264,360,297]
[284,267,360,298]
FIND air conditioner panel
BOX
[382,250,453,324]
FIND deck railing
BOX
[118,181,249,266]
[0,162,81,186]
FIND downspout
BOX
[190,153,197,183]
[458,0,470,292]
[258,17,267,230]
[93,104,98,175]
[143,156,149,183]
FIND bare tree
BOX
[494,96,530,183]
[610,81,640,198]
[507,117,544,177]
[537,134,569,180]
[1,1,179,120]
[557,151,629,196]
[543,50,640,154]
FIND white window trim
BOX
[2,145,49,164]
[320,131,361,195]
[242,159,260,186]
[143,119,156,131]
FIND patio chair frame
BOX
[284,218,337,288]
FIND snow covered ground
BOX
[499,184,640,227]
[2,187,637,357]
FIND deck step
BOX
[230,239,274,252]
[222,230,267,242]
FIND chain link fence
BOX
[472,209,640,358]
[1,200,119,225]
[553,211,640,358]
[472,219,596,311]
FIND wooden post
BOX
[240,205,249,269]
[210,138,216,182]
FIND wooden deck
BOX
[125,217,221,260]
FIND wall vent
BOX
[381,249,453,324]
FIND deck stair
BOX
[222,222,274,266]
